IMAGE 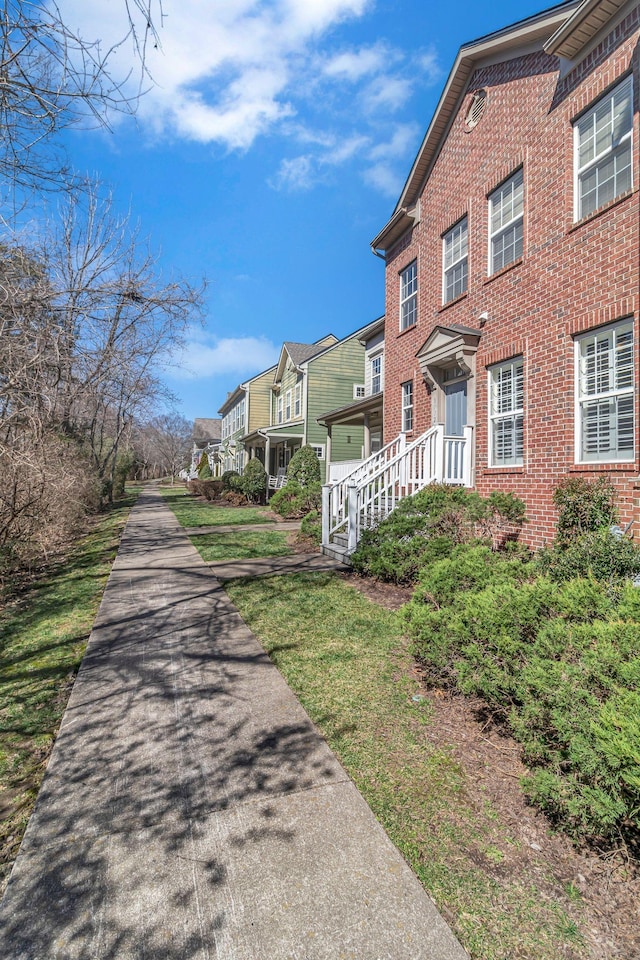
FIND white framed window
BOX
[311,444,325,460]
[353,384,365,399]
[489,358,524,466]
[575,319,634,462]
[294,381,302,417]
[400,261,417,330]
[276,394,283,424]
[235,451,244,475]
[285,389,292,421]
[575,76,633,221]
[370,354,382,395]
[489,169,523,274]
[401,381,413,432]
[443,216,468,303]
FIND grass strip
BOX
[0,492,138,891]
[160,486,272,527]
[190,529,291,562]
[226,571,587,960]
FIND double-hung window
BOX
[294,381,302,418]
[371,354,382,395]
[401,381,413,432]
[276,394,283,424]
[575,76,633,220]
[489,358,524,466]
[489,169,523,273]
[575,319,634,462]
[400,261,417,330]
[285,389,292,421]
[443,217,468,303]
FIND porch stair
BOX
[321,424,473,561]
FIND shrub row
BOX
[350,484,526,584]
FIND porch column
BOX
[326,425,332,473]
[363,414,371,458]
[265,436,271,476]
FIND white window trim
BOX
[370,353,383,395]
[442,216,468,304]
[574,319,634,463]
[573,75,633,222]
[400,261,417,331]
[488,357,524,467]
[488,169,524,275]
[276,394,283,425]
[401,380,414,433]
[353,383,365,399]
[285,389,292,421]
[311,444,325,460]
[294,381,302,417]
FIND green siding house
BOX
[241,327,368,483]
[218,364,276,473]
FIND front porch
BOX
[241,427,304,490]
[321,424,474,561]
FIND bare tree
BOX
[131,412,192,481]
[0,0,164,203]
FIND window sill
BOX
[570,461,637,472]
[397,323,417,338]
[480,466,524,475]
[484,258,523,285]
[439,291,468,313]
[569,188,635,233]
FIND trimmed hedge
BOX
[270,481,322,519]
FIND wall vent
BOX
[465,89,487,130]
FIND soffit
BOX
[544,0,631,57]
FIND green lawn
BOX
[190,529,291,562]
[0,493,137,891]
[226,571,588,960]
[160,486,272,527]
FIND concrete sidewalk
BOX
[0,488,469,960]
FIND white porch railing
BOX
[322,425,473,554]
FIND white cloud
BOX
[169,332,280,379]
[362,76,413,113]
[323,43,391,81]
[363,163,403,198]
[59,0,371,149]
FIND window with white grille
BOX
[401,381,413,432]
[443,217,468,303]
[576,320,634,462]
[371,354,382,395]
[400,261,417,330]
[575,76,633,221]
[489,169,523,274]
[489,358,524,466]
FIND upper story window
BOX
[489,357,524,467]
[276,394,283,424]
[575,76,633,221]
[285,389,292,421]
[575,319,634,462]
[294,380,302,417]
[488,169,523,274]
[400,261,417,330]
[443,217,468,303]
[370,354,382,395]
[353,384,365,399]
[401,380,413,432]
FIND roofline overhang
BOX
[318,392,384,427]
[371,1,580,255]
[218,383,246,416]
[544,0,631,57]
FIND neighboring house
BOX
[324,0,639,554]
[190,418,222,477]
[241,329,368,483]
[317,316,385,481]
[218,365,276,474]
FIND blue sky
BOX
[59,0,552,422]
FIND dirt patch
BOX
[343,573,640,959]
[339,570,414,610]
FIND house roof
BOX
[371,0,583,253]
[284,341,328,367]
[544,0,632,57]
[317,392,384,427]
[192,418,221,443]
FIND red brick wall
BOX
[382,9,640,548]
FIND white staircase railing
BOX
[322,424,473,554]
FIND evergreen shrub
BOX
[241,459,267,503]
[287,445,321,487]
[270,481,322,519]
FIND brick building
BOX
[371,0,639,547]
